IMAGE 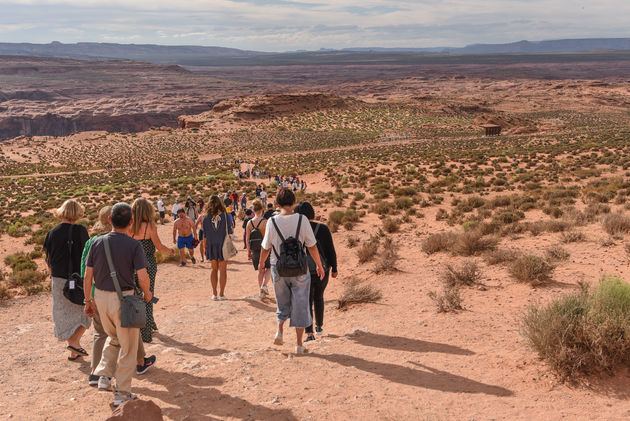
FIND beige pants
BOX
[94,288,140,394]
[91,307,145,372]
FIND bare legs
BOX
[275,321,305,347]
[178,248,186,264]
[210,260,228,297]
[67,326,86,358]
[257,268,270,289]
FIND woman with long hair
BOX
[131,198,174,343]
[202,195,233,301]
[246,199,271,297]
[43,199,91,361]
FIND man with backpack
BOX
[246,200,271,297]
[257,189,325,354]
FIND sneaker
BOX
[219,295,227,301]
[136,355,156,375]
[88,374,99,386]
[261,285,269,295]
[315,327,323,336]
[191,257,196,264]
[97,376,112,391]
[274,332,283,345]
[200,257,204,262]
[113,392,137,407]
[211,295,218,301]
[295,345,308,354]
[179,262,186,267]
[304,334,316,343]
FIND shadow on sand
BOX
[232,297,277,313]
[306,353,513,397]
[137,367,298,420]
[154,333,229,358]
[344,331,475,355]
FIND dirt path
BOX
[1,219,630,420]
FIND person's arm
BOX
[136,268,152,302]
[80,236,94,278]
[151,223,174,254]
[191,219,198,240]
[320,225,338,276]
[246,220,253,259]
[172,222,177,244]
[83,266,95,318]
[227,214,234,234]
[258,247,271,272]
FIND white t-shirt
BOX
[172,203,182,215]
[261,213,316,266]
[157,200,165,212]
[260,191,267,201]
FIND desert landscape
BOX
[1,48,630,420]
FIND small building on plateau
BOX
[482,124,501,136]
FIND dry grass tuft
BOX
[453,231,498,256]
[442,261,481,287]
[155,248,181,264]
[545,245,570,261]
[601,213,630,235]
[428,285,463,313]
[484,248,518,265]
[356,236,379,263]
[373,237,400,274]
[338,278,383,309]
[422,232,457,254]
[509,255,555,284]
[561,231,586,243]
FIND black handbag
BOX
[63,224,85,305]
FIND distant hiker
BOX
[131,198,174,343]
[197,196,205,214]
[185,196,197,222]
[81,206,155,387]
[301,180,307,192]
[231,191,240,211]
[157,198,165,225]
[242,208,254,249]
[295,201,338,342]
[260,188,268,207]
[257,188,325,354]
[246,199,271,297]
[202,195,234,301]
[173,208,197,266]
[263,202,275,220]
[82,202,153,407]
[171,199,183,220]
[43,199,91,362]
[240,192,248,210]
[255,186,262,198]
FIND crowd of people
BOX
[43,186,337,407]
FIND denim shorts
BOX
[270,265,312,328]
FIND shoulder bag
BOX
[63,224,85,305]
[222,213,238,260]
[103,235,147,328]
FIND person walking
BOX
[295,202,338,342]
[82,202,153,407]
[156,198,165,225]
[171,199,183,220]
[185,196,197,222]
[202,195,234,301]
[173,208,197,266]
[81,206,156,386]
[131,198,175,343]
[43,199,91,361]
[246,199,271,297]
[257,189,325,354]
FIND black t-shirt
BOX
[263,209,275,220]
[86,232,148,291]
[310,222,338,273]
[43,223,89,278]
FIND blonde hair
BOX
[206,195,226,216]
[131,198,155,236]
[252,199,264,212]
[91,205,112,235]
[56,199,84,222]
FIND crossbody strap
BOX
[103,235,124,302]
[66,224,74,277]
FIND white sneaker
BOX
[211,295,218,301]
[97,376,112,391]
[261,285,269,295]
[295,345,308,354]
[219,296,227,301]
[113,392,137,407]
[274,332,283,345]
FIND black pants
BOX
[306,270,329,334]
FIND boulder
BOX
[105,399,163,421]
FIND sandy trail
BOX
[1,219,630,421]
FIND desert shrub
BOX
[338,278,382,309]
[394,196,414,210]
[428,285,463,313]
[484,248,518,265]
[9,269,47,288]
[422,232,457,254]
[442,261,481,286]
[371,201,395,215]
[0,284,11,300]
[545,245,570,261]
[155,249,180,264]
[509,255,555,284]
[347,236,360,248]
[522,276,630,378]
[562,231,586,243]
[356,236,379,263]
[453,231,498,256]
[373,237,400,274]
[493,210,524,225]
[382,217,401,233]
[435,208,448,221]
[601,213,630,235]
[600,236,615,247]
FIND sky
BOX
[0,0,629,52]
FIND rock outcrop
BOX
[104,399,164,421]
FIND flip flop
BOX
[68,355,81,361]
[67,346,89,357]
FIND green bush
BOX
[523,276,630,378]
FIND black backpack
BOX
[271,215,307,277]
[249,219,264,252]
[307,223,328,275]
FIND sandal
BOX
[67,345,88,357]
[68,355,81,361]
